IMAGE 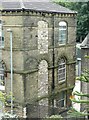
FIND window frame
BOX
[59,21,67,45]
[57,91,66,108]
[58,58,66,82]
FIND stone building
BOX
[81,34,89,97]
[0,0,77,118]
[80,34,89,113]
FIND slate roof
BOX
[0,0,76,14]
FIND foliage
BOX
[0,91,18,119]
[54,0,89,42]
[0,91,15,106]
[68,107,89,117]
[45,115,63,120]
[1,113,18,119]
[0,91,6,103]
[68,57,89,117]
[26,85,74,105]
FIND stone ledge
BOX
[5,69,38,75]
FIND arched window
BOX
[38,21,48,54]
[38,60,48,105]
[59,21,67,44]
[0,20,4,48]
[58,58,66,82]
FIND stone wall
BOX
[22,13,76,108]
[81,48,89,111]
[1,10,76,116]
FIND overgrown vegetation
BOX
[68,57,89,117]
[45,115,63,120]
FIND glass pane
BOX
[63,69,65,73]
[59,69,62,73]
[59,21,67,26]
[59,65,63,68]
[60,29,66,34]
[58,91,65,107]
[59,100,64,107]
[63,64,65,67]
[59,22,67,44]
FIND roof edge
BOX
[1,8,77,14]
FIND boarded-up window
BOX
[38,60,48,106]
[38,21,48,54]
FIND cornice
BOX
[0,9,77,18]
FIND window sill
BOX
[58,80,66,85]
[57,44,67,47]
[59,43,66,45]
[59,106,66,109]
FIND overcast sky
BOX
[0,0,52,2]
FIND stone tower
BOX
[0,0,77,117]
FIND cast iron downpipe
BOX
[51,14,55,114]
[7,29,13,115]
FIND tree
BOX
[46,115,63,120]
[69,57,89,117]
[0,91,18,119]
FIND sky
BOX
[0,0,88,2]
[0,0,52,2]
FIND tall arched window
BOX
[59,21,67,44]
[0,20,4,48]
[58,58,66,82]
[38,60,48,106]
[38,21,48,54]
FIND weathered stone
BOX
[1,9,76,117]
